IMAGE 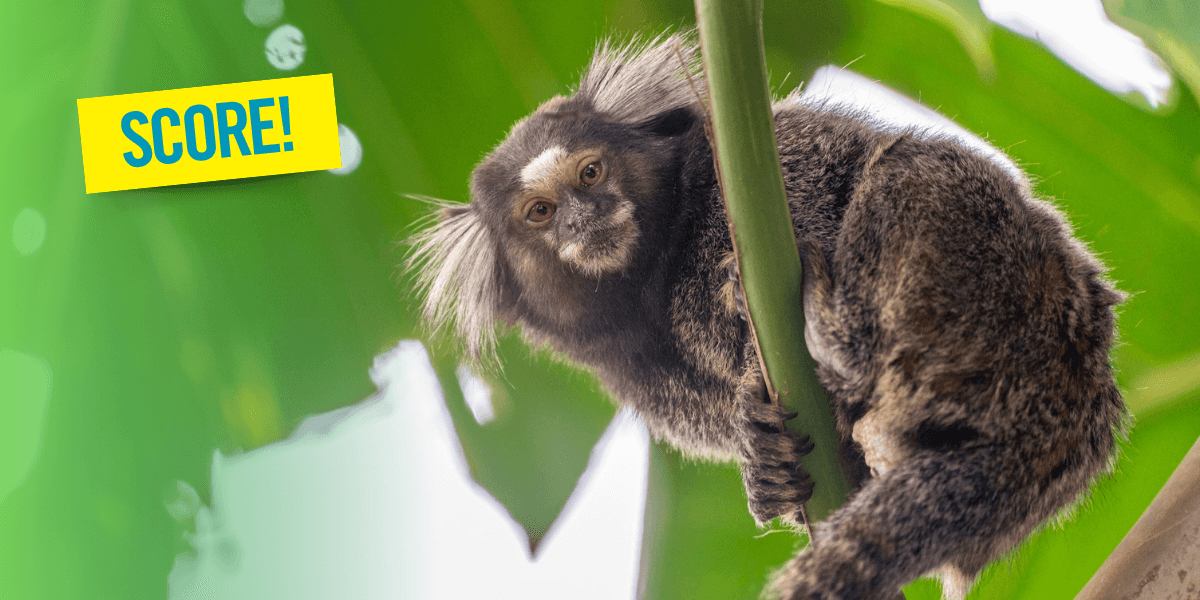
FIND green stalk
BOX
[694,0,852,523]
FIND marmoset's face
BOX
[504,143,639,277]
[470,99,657,281]
[411,35,700,356]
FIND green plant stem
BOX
[694,0,852,524]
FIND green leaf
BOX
[873,0,996,80]
[0,349,52,504]
[640,444,802,600]
[0,0,615,594]
[430,335,616,553]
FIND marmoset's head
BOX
[410,34,703,358]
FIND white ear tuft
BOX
[407,202,500,360]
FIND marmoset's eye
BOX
[580,161,603,186]
[527,200,556,223]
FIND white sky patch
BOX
[520,146,566,187]
[979,0,1172,107]
[167,341,649,600]
[456,364,495,425]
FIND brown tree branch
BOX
[1077,435,1200,599]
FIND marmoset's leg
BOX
[770,445,1041,600]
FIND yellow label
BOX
[77,74,341,193]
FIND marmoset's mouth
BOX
[557,206,640,277]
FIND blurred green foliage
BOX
[0,0,1198,599]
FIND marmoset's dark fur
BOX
[410,34,1125,600]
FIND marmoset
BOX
[410,34,1125,600]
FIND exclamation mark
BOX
[280,96,293,151]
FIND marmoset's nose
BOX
[563,191,615,226]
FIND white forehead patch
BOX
[520,146,567,187]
